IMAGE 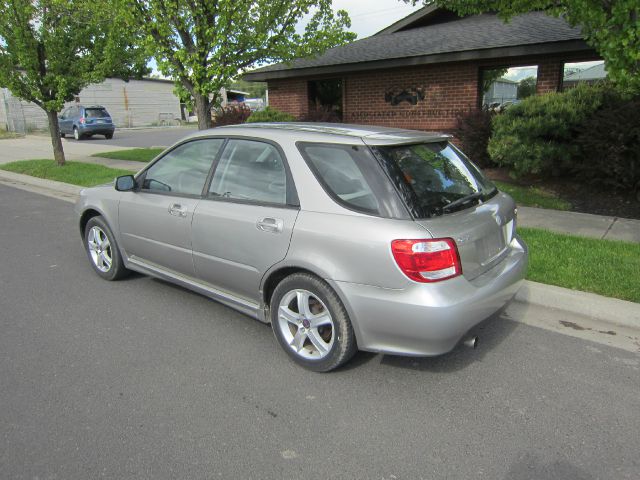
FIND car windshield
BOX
[371,142,497,218]
[85,108,109,118]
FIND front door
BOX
[191,139,299,302]
[118,138,225,277]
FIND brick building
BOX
[244,6,600,132]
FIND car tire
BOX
[105,133,113,139]
[60,132,65,138]
[84,216,129,281]
[270,273,357,372]
[73,127,81,140]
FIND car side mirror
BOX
[115,175,136,192]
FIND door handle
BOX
[168,203,187,217]
[256,217,283,233]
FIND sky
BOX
[330,0,422,38]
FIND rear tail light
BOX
[79,117,85,124]
[391,238,461,282]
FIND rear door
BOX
[191,138,299,302]
[118,138,224,276]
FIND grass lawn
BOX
[0,159,133,187]
[519,227,640,303]
[495,181,572,211]
[92,148,164,162]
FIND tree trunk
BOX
[194,93,213,130]
[46,110,66,166]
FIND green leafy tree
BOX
[230,79,268,99]
[121,0,355,129]
[407,1,640,93]
[0,0,148,165]
[517,76,536,98]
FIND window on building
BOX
[562,61,606,90]
[480,65,538,111]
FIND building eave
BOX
[243,40,598,82]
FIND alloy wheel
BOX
[277,289,335,360]
[87,226,112,272]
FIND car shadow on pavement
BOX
[146,275,519,373]
[372,310,519,373]
[504,453,595,480]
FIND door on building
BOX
[307,78,343,121]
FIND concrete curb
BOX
[1,169,639,333]
[515,281,640,330]
[0,170,82,201]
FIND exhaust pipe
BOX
[463,336,478,349]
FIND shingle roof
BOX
[244,11,591,81]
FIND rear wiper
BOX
[442,191,483,212]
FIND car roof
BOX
[183,122,451,146]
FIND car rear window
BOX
[85,108,109,118]
[298,143,381,215]
[371,142,497,218]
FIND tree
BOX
[230,79,268,99]
[121,0,356,129]
[0,0,148,165]
[407,1,640,93]
[517,76,536,99]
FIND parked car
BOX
[75,123,528,371]
[59,105,115,140]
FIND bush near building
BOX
[488,83,617,177]
[575,97,640,195]
[246,107,296,123]
[486,83,638,196]
[213,104,252,127]
[454,108,495,168]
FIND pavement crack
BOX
[601,217,618,239]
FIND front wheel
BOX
[84,216,129,280]
[271,273,357,372]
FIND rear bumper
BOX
[330,235,528,356]
[78,124,115,135]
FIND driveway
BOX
[68,126,197,148]
[0,127,196,164]
[1,184,639,479]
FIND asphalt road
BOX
[66,126,198,148]
[1,184,639,480]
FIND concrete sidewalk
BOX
[518,206,640,243]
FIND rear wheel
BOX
[60,132,65,138]
[73,127,81,140]
[84,216,129,280]
[270,273,357,372]
[105,132,113,139]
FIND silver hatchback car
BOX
[76,123,528,371]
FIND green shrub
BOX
[576,97,640,195]
[454,108,495,168]
[246,106,296,123]
[488,83,619,177]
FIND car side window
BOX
[141,139,224,196]
[209,139,287,205]
[298,143,380,214]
